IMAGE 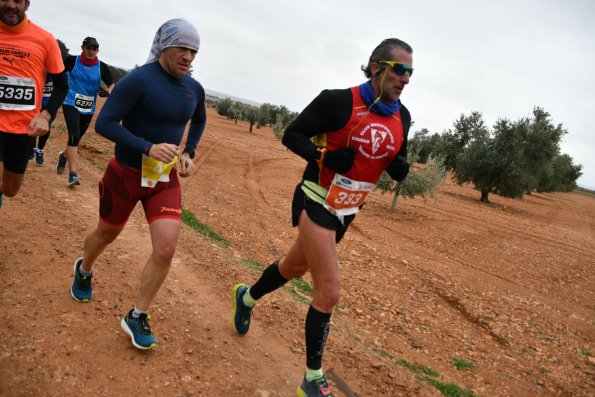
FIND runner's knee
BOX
[152,239,177,262]
[314,283,341,309]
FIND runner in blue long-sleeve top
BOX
[68,18,206,350]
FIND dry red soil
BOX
[1,100,594,396]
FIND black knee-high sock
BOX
[249,261,288,300]
[305,306,331,370]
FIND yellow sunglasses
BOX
[379,61,413,77]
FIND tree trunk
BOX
[480,190,490,203]
[391,192,399,209]
[249,123,254,133]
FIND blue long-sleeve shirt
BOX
[95,61,206,170]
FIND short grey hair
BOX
[361,38,413,78]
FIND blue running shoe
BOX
[68,171,80,187]
[70,257,92,302]
[297,375,334,397]
[232,283,253,335]
[34,148,45,166]
[121,309,157,350]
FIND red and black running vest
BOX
[314,86,405,188]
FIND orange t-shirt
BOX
[0,17,64,134]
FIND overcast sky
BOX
[28,0,595,188]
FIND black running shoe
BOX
[297,375,334,397]
[56,151,67,174]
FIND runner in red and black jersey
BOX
[232,38,414,397]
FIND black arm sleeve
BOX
[99,61,114,86]
[385,104,412,181]
[281,88,352,162]
[42,71,68,119]
[64,55,76,72]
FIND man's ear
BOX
[370,62,383,78]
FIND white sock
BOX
[132,307,147,319]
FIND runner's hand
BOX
[386,155,409,182]
[27,115,50,137]
[149,143,179,163]
[177,152,195,178]
[323,147,357,173]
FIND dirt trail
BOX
[1,102,594,396]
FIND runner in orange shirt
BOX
[0,0,67,207]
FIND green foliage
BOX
[376,142,447,208]
[395,359,440,377]
[521,108,566,192]
[240,258,264,272]
[423,377,478,397]
[385,354,477,397]
[452,357,475,370]
[579,349,592,357]
[108,65,129,83]
[216,97,234,117]
[244,106,259,133]
[181,209,229,246]
[216,98,297,134]
[409,128,445,164]
[441,111,487,172]
[537,153,583,192]
[257,102,276,127]
[271,106,299,140]
[448,109,582,202]
[290,278,314,296]
[272,113,285,140]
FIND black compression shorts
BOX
[291,182,355,243]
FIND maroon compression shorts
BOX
[98,157,182,225]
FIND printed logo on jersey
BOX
[0,47,29,65]
[351,122,396,160]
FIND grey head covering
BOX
[146,18,200,64]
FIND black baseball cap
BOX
[82,37,99,47]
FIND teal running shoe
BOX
[121,309,158,350]
[70,257,92,302]
[232,283,253,335]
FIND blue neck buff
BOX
[358,81,401,116]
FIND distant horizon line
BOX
[204,88,261,107]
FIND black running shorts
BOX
[291,182,355,243]
[0,131,34,174]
